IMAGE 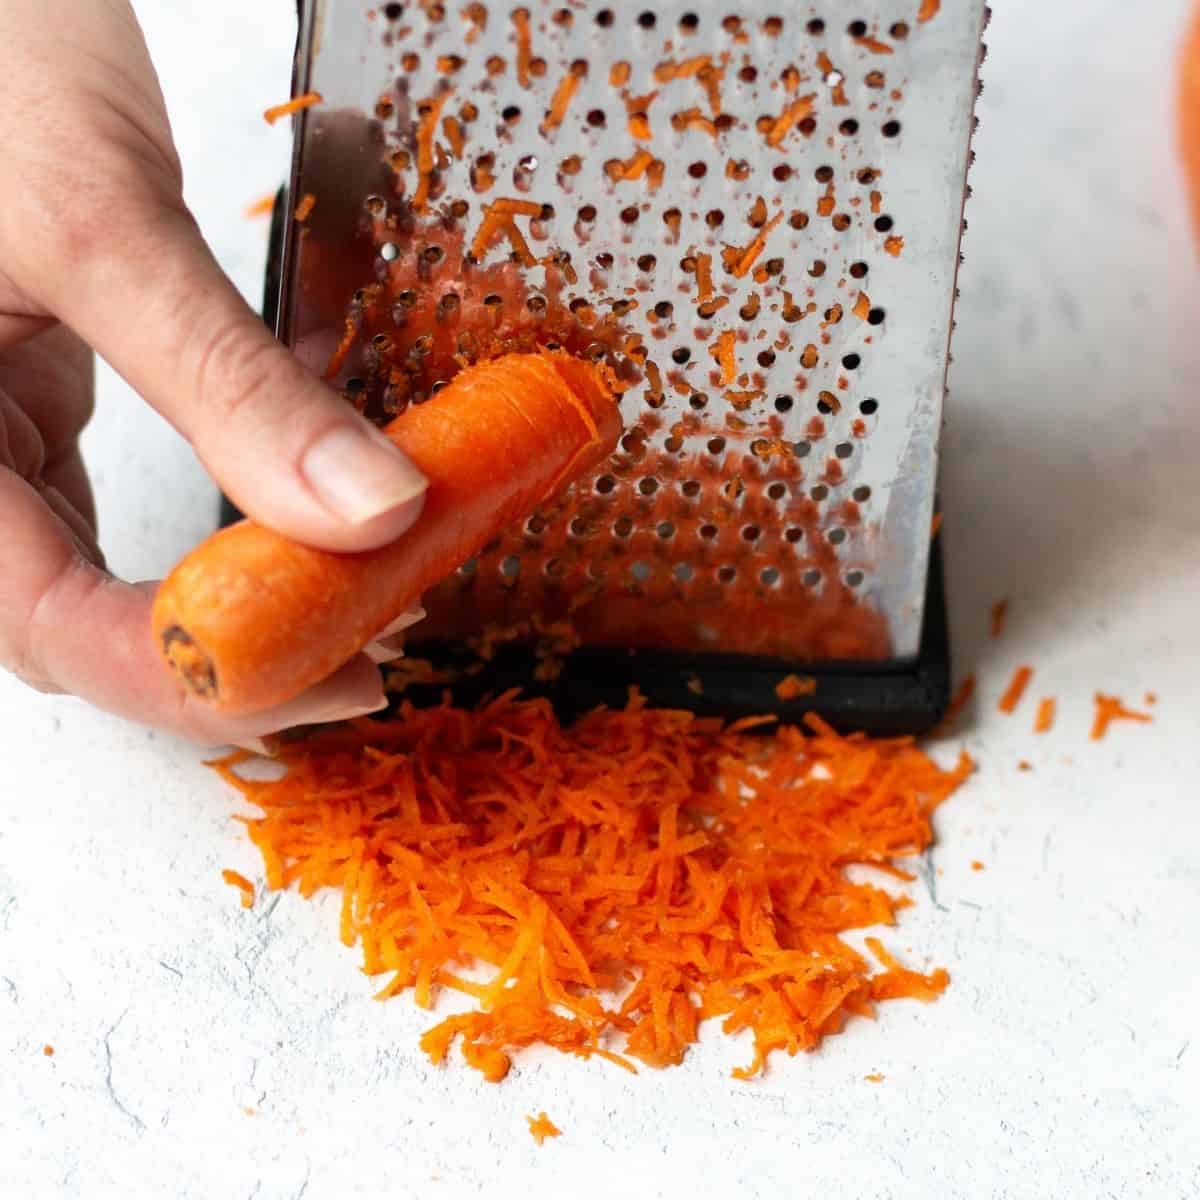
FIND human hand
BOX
[0,0,427,744]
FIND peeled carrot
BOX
[152,352,621,714]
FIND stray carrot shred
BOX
[527,1112,561,1144]
[413,91,451,211]
[997,666,1033,715]
[222,868,255,909]
[990,599,1008,640]
[43,1045,54,1057]
[293,193,316,222]
[610,61,631,87]
[884,235,904,257]
[1034,697,1056,735]
[245,193,277,218]
[543,71,581,131]
[604,148,664,188]
[710,330,738,385]
[1090,694,1152,741]
[443,115,466,158]
[852,292,872,321]
[672,107,719,137]
[766,95,815,147]
[918,0,941,22]
[513,8,533,88]
[775,674,817,701]
[725,212,782,278]
[695,253,715,304]
[856,35,894,55]
[263,91,322,125]
[653,55,713,84]
[971,861,984,872]
[864,1072,884,1082]
[215,694,972,1081]
[1018,760,1032,772]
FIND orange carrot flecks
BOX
[997,666,1033,714]
[527,1112,561,1144]
[1090,693,1153,741]
[513,8,533,87]
[245,193,277,218]
[724,211,783,278]
[710,330,738,385]
[775,674,817,701]
[856,35,894,55]
[694,253,715,304]
[263,91,323,125]
[1034,697,1056,734]
[766,94,815,147]
[884,235,905,257]
[918,0,941,22]
[293,193,316,222]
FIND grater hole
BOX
[817,392,836,414]
[764,16,784,36]
[858,168,878,184]
[742,525,761,543]
[811,484,830,501]
[853,485,872,502]
[657,521,675,539]
[793,440,812,457]
[689,392,708,411]
[842,353,861,370]
[569,517,589,537]
[544,558,565,579]
[664,434,684,453]
[814,165,834,183]
[717,566,737,584]
[847,20,868,37]
[774,395,794,413]
[786,527,804,543]
[846,570,865,588]
[681,480,702,498]
[807,17,825,34]
[638,477,659,496]
[402,53,421,72]
[874,215,894,232]
[630,561,652,583]
[614,516,634,537]
[832,214,851,232]
[578,204,597,223]
[722,16,744,35]
[773,164,793,182]
[767,482,787,501]
[552,7,573,27]
[689,162,709,179]
[890,21,910,38]
[835,442,853,459]
[740,66,759,83]
[458,557,477,578]
[757,350,776,368]
[849,261,869,279]
[596,474,616,494]
[680,12,700,32]
[790,210,810,230]
[500,555,521,580]
[637,254,657,272]
[828,528,847,545]
[620,206,640,225]
[706,437,727,455]
[654,300,674,319]
[672,347,691,364]
[865,70,886,89]
[760,567,781,586]
[839,119,859,136]
[587,109,607,128]
[882,120,902,138]
[803,569,823,588]
[706,209,725,228]
[384,2,403,17]
[808,259,827,278]
[859,398,879,415]
[501,105,522,124]
[699,523,718,541]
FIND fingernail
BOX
[308,693,389,726]
[302,424,428,525]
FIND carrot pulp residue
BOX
[775,674,817,701]
[1090,694,1152,741]
[527,1112,561,1143]
[213,694,972,1082]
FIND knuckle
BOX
[190,317,296,429]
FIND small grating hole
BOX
[786,526,804,543]
[682,480,702,498]
[847,19,868,37]
[835,442,853,459]
[839,119,859,136]
[639,477,659,495]
[689,162,709,179]
[859,398,879,415]
[828,528,847,545]
[757,350,776,368]
[674,562,695,582]
[596,8,614,26]
[809,259,827,278]
[882,120,902,138]
[767,482,787,500]
[380,242,399,262]
[853,485,872,502]
[500,555,521,580]
[587,109,607,128]
[672,347,691,364]
[846,570,865,588]
[761,567,781,586]
[850,261,869,278]
[867,307,886,326]
[458,556,477,578]
[699,523,718,540]
[803,568,823,588]
[707,437,726,455]
[596,474,616,494]
[773,164,793,182]
[742,525,761,542]
[815,165,835,183]
[706,209,725,227]
[811,484,829,501]
[614,516,634,537]
[807,18,825,34]
[689,393,709,411]
[657,521,675,539]
[890,21,910,38]
[637,253,657,272]
[874,215,894,233]
[717,565,737,584]
[790,210,810,230]
[842,353,861,370]
[637,11,656,28]
[384,2,404,16]
[631,561,652,582]
[793,440,812,457]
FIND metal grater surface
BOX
[279,0,985,671]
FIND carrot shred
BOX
[672,107,719,137]
[526,1112,561,1144]
[710,330,738,386]
[293,193,316,223]
[918,0,941,22]
[542,71,581,131]
[221,868,255,909]
[775,674,817,701]
[216,694,972,1082]
[413,91,451,212]
[930,512,943,539]
[856,35,894,55]
[604,148,664,188]
[766,95,816,148]
[1034,697,1056,735]
[997,666,1033,715]
[245,193,277,218]
[1090,694,1152,741]
[971,860,984,872]
[443,115,466,158]
[263,91,322,125]
[884,235,904,257]
[864,1072,884,1082]
[43,1044,55,1057]
[990,599,1008,640]
[513,8,533,88]
[852,292,872,321]
[695,253,715,304]
[725,212,782,278]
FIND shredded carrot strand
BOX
[604,148,664,187]
[997,666,1033,715]
[1090,694,1152,741]
[513,8,533,88]
[710,330,738,385]
[695,253,715,304]
[672,107,719,137]
[856,35,894,55]
[216,694,972,1082]
[221,869,255,909]
[245,192,277,218]
[918,0,941,22]
[653,55,712,83]
[728,212,782,278]
[263,91,323,125]
[775,674,817,700]
[852,292,872,321]
[543,71,581,131]
[1033,698,1056,735]
[293,193,316,222]
[990,599,1008,639]
[766,95,815,148]
[884,235,905,257]
[443,115,466,158]
[413,92,451,212]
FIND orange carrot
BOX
[542,70,581,131]
[918,0,940,21]
[694,253,715,304]
[671,108,718,137]
[727,212,782,278]
[263,92,323,125]
[971,860,984,872]
[990,599,1008,639]
[527,1112,561,1144]
[997,666,1033,714]
[1034,697,1056,734]
[213,692,973,1081]
[42,1045,55,1057]
[775,674,817,700]
[930,512,943,539]
[856,35,894,55]
[513,8,533,87]
[222,869,255,909]
[710,330,738,385]
[1090,693,1153,741]
[153,353,622,714]
[293,193,316,222]
[864,1072,884,1083]
[766,95,815,147]
[1181,2,1200,239]
[413,92,451,211]
[884,235,905,257]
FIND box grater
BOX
[229,0,987,732]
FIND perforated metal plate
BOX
[279,0,986,669]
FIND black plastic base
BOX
[220,193,951,735]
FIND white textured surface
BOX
[3,2,1200,1197]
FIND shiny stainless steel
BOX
[279,0,986,666]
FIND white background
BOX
[2,2,1200,1197]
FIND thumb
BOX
[42,203,426,553]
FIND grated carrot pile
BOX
[263,91,323,125]
[527,1111,561,1143]
[213,693,972,1082]
[293,193,316,223]
[997,666,1033,715]
[1090,693,1152,741]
